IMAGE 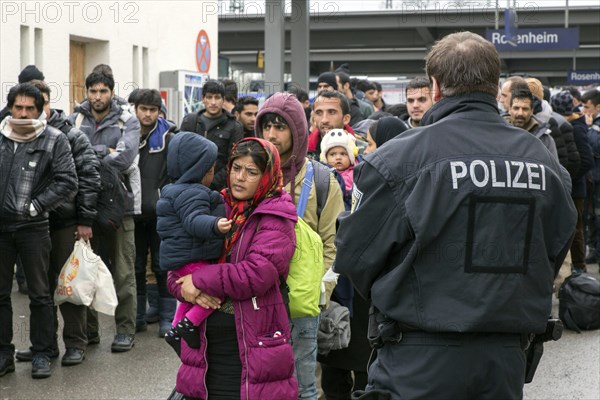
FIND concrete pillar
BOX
[290,0,310,91]
[265,0,285,95]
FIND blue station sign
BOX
[567,70,600,85]
[485,28,579,51]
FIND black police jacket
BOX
[334,93,576,335]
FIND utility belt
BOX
[367,305,563,384]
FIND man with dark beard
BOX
[69,71,140,353]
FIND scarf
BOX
[0,113,47,143]
[220,138,283,261]
[372,117,408,148]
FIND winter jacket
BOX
[335,93,576,335]
[179,109,244,191]
[47,109,101,229]
[69,100,141,216]
[157,132,224,271]
[0,123,78,232]
[534,101,581,177]
[138,117,176,220]
[167,193,298,400]
[503,115,559,160]
[256,92,345,301]
[566,115,593,198]
[586,115,600,182]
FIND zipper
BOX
[202,325,209,398]
[0,142,17,222]
[238,301,250,400]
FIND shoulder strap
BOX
[311,160,330,218]
[74,113,84,129]
[296,160,314,219]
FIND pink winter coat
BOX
[168,191,298,400]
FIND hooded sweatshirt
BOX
[256,93,345,301]
[156,132,225,271]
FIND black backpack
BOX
[96,159,128,231]
[558,272,600,333]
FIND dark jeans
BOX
[48,225,88,350]
[134,219,169,298]
[0,225,54,357]
[570,198,586,270]
[322,365,368,400]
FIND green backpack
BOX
[284,161,324,319]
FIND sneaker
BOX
[164,330,181,357]
[0,356,15,377]
[136,322,148,333]
[61,348,85,366]
[15,348,59,362]
[174,317,200,349]
[111,334,135,352]
[31,356,51,379]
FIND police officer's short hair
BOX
[425,31,500,98]
[7,83,45,112]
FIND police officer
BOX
[334,31,576,399]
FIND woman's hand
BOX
[176,274,201,303]
[195,292,222,310]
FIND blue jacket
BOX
[157,132,225,271]
[569,116,593,198]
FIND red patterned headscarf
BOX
[220,138,283,259]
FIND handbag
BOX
[89,256,118,316]
[54,239,98,306]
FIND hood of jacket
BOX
[167,131,218,184]
[75,99,125,128]
[255,92,308,186]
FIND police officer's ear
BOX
[431,77,442,103]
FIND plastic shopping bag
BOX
[89,257,118,316]
[54,239,98,306]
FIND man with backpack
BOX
[179,80,244,190]
[257,92,345,400]
[68,70,140,352]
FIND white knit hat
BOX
[320,129,357,165]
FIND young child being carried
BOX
[320,128,358,210]
[156,132,232,356]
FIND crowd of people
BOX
[0,30,598,400]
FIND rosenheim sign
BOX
[485,28,579,51]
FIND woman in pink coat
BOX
[169,137,298,400]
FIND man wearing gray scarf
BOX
[0,83,78,379]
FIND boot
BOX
[158,296,177,338]
[145,284,159,324]
[136,295,148,332]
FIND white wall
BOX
[0,0,219,111]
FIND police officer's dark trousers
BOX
[362,332,526,400]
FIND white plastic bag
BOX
[54,239,98,306]
[89,258,118,316]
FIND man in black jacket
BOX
[0,84,78,379]
[334,32,576,399]
[179,80,243,190]
[132,89,176,337]
[13,80,101,367]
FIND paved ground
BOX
[1,266,599,400]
